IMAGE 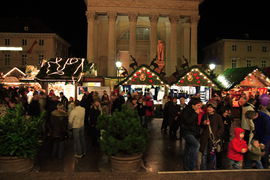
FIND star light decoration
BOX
[123,66,168,87]
[44,57,85,82]
[176,68,216,87]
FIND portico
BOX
[85,0,201,77]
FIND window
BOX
[247,45,252,52]
[22,54,27,65]
[232,45,237,51]
[22,39,27,46]
[262,46,268,52]
[39,39,44,46]
[4,39,10,45]
[4,54,10,66]
[232,58,237,68]
[262,60,267,68]
[136,27,149,40]
[119,27,150,40]
[246,59,252,67]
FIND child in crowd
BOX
[227,128,248,169]
[245,139,265,169]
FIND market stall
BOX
[117,64,169,104]
[216,66,270,107]
[0,67,41,89]
[170,66,221,103]
[35,57,85,99]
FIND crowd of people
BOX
[161,92,270,170]
[0,86,154,159]
[0,85,269,170]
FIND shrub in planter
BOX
[0,103,44,172]
[97,105,148,156]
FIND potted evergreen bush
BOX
[97,105,148,172]
[0,103,44,172]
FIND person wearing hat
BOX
[200,102,224,170]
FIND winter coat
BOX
[199,113,224,153]
[181,105,200,138]
[247,144,263,161]
[145,98,154,117]
[227,128,248,161]
[241,103,255,131]
[69,106,85,129]
[48,110,68,139]
[254,111,270,144]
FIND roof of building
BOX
[0,17,55,33]
[117,64,168,86]
[216,66,270,90]
[170,65,221,89]
[35,57,85,81]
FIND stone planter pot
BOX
[0,156,33,173]
[110,154,142,172]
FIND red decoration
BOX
[197,80,201,84]
[180,80,184,83]
[196,76,200,80]
[136,72,140,75]
[147,72,151,75]
[148,75,153,78]
[134,76,138,78]
[132,78,136,81]
[149,80,153,83]
[193,73,198,76]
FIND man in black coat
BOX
[182,98,202,171]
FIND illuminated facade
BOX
[85,0,202,77]
[203,39,270,73]
[0,18,70,73]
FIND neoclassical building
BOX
[85,0,202,77]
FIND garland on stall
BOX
[119,65,167,86]
[175,67,217,88]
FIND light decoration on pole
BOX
[217,75,231,89]
[175,68,216,87]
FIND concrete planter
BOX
[0,156,33,173]
[110,154,142,172]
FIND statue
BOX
[157,40,165,61]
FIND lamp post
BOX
[209,63,216,78]
[115,61,122,77]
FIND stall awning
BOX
[117,64,168,86]
[35,57,85,82]
[171,65,221,89]
[216,66,270,90]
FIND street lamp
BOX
[115,61,122,77]
[209,63,216,71]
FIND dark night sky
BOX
[1,0,270,63]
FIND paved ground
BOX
[1,117,270,179]
[36,118,184,172]
[34,117,243,172]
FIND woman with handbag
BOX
[200,102,224,170]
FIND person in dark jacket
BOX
[200,103,224,170]
[182,98,202,171]
[89,100,102,146]
[137,96,146,126]
[167,97,180,140]
[161,96,172,133]
[48,103,68,159]
[60,92,68,111]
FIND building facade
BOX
[0,18,70,73]
[85,0,202,77]
[204,39,270,73]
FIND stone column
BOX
[86,11,96,63]
[182,22,191,63]
[168,15,179,75]
[190,15,200,65]
[107,12,117,76]
[149,14,159,60]
[128,14,138,58]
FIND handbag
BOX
[207,116,222,153]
